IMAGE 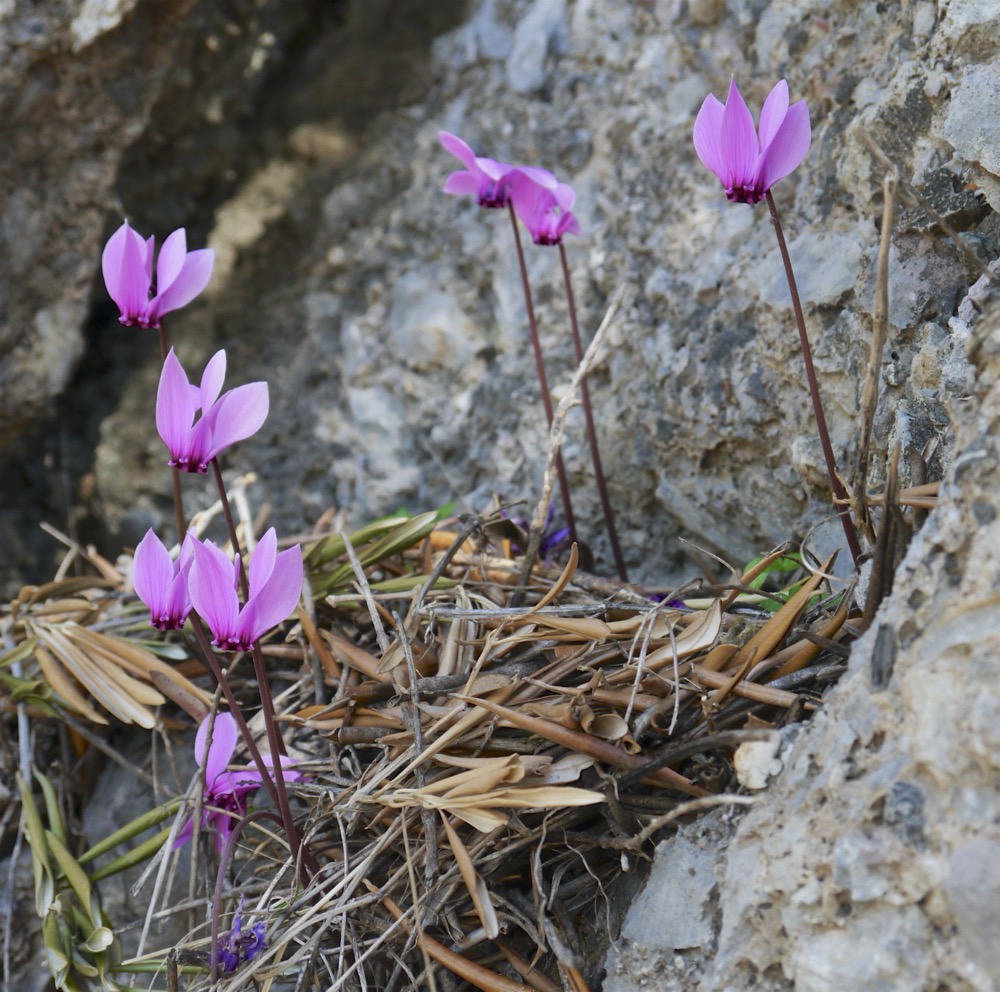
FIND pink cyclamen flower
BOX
[174,712,302,853]
[439,131,518,208]
[156,348,268,474]
[693,78,811,205]
[132,529,195,631]
[510,167,581,245]
[102,221,214,328]
[189,528,303,653]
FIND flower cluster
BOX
[133,527,303,652]
[176,712,302,853]
[440,131,579,246]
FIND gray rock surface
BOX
[79,0,995,583]
[606,295,1000,990]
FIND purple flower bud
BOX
[102,221,213,328]
[693,79,811,205]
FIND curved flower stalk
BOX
[693,78,811,205]
[175,712,302,853]
[189,528,303,653]
[439,131,518,208]
[510,168,580,245]
[132,529,195,631]
[102,221,214,328]
[156,348,269,474]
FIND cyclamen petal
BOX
[133,529,193,631]
[204,382,269,464]
[101,221,213,328]
[189,540,243,647]
[102,222,151,326]
[246,527,278,598]
[439,131,516,209]
[147,248,215,324]
[196,712,239,782]
[510,171,580,246]
[156,349,267,473]
[693,78,811,205]
[236,544,303,647]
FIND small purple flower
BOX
[439,131,518,209]
[156,348,268,474]
[132,530,195,631]
[510,167,581,245]
[502,504,571,559]
[216,895,267,973]
[175,712,301,853]
[102,221,214,328]
[693,78,811,205]
[188,528,303,653]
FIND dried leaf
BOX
[441,815,500,938]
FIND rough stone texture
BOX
[605,295,1000,990]
[73,0,996,586]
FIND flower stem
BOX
[190,617,314,880]
[766,191,862,568]
[156,323,187,543]
[558,243,628,581]
[507,204,578,546]
[209,460,313,880]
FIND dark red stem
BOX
[558,243,628,581]
[766,191,862,568]
[507,203,578,545]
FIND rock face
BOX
[78,0,994,584]
[607,294,1000,992]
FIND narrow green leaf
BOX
[79,799,181,864]
[45,830,92,918]
[87,826,172,882]
[313,511,439,594]
[370,574,458,594]
[35,769,68,847]
[17,772,56,916]
[0,635,37,669]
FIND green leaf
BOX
[35,769,68,847]
[87,826,173,882]
[311,511,440,595]
[0,635,37,669]
[79,799,181,864]
[42,909,72,988]
[305,515,414,568]
[45,830,92,920]
[369,574,458,594]
[17,772,56,916]
[745,552,803,590]
[83,926,114,954]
